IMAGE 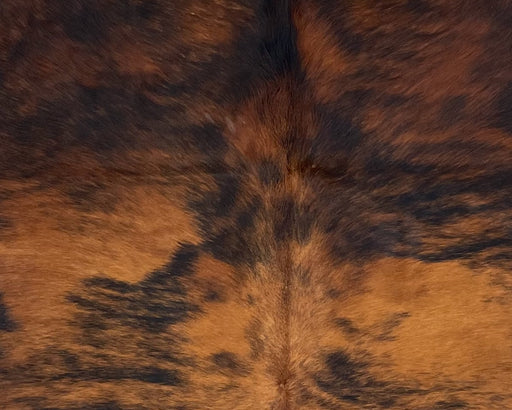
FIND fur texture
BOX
[1,0,512,408]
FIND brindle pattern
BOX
[1,0,512,408]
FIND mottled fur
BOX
[1,0,512,408]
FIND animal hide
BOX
[1,0,512,408]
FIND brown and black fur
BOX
[1,0,512,408]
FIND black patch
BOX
[235,197,262,232]
[134,0,159,20]
[186,123,228,157]
[69,244,199,333]
[364,145,437,177]
[374,161,511,214]
[213,173,241,218]
[411,203,472,226]
[55,0,158,39]
[66,182,118,213]
[259,161,283,186]
[158,16,283,107]
[335,318,359,334]
[324,351,367,388]
[327,288,341,299]
[0,216,11,230]
[391,170,512,216]
[273,198,313,244]
[260,0,300,76]
[339,89,374,111]
[204,288,222,302]
[56,364,181,386]
[20,348,182,387]
[0,293,17,332]
[152,244,199,279]
[212,351,239,370]
[406,0,432,15]
[212,351,248,375]
[198,193,263,267]
[75,401,124,410]
[311,106,365,180]
[7,83,151,157]
[329,219,417,262]
[317,351,378,403]
[366,166,512,270]
[377,312,410,341]
[12,101,69,147]
[317,106,364,155]
[315,2,363,55]
[34,245,203,388]
[191,170,241,224]
[420,235,512,262]
[336,26,364,55]
[83,277,134,294]
[0,0,283,180]
[75,85,136,151]
[495,82,512,134]
[6,35,30,66]
[131,366,181,385]
[381,93,411,108]
[61,2,109,44]
[202,227,256,267]
[4,82,226,176]
[435,400,469,409]
[316,350,421,406]
[439,95,467,125]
